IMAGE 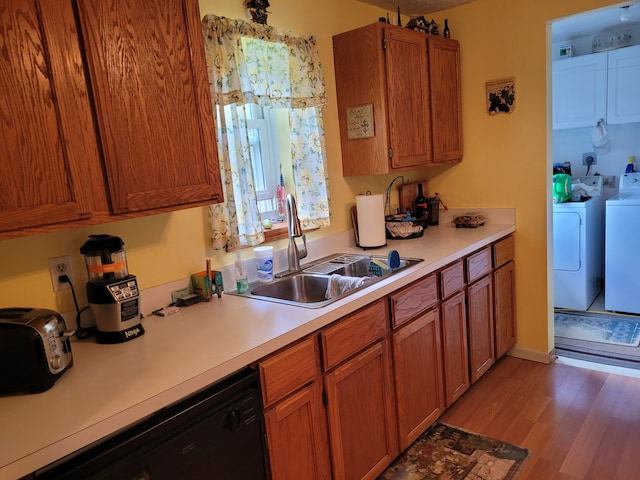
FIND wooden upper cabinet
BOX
[1,0,222,238]
[384,27,433,170]
[76,0,222,213]
[428,36,463,163]
[0,0,100,233]
[333,23,462,176]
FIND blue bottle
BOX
[625,156,635,173]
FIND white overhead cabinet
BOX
[607,44,640,124]
[552,44,640,129]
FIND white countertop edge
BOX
[1,220,515,479]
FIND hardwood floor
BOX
[440,356,640,480]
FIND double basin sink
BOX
[228,253,422,308]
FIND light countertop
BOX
[0,216,514,479]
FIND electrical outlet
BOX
[582,152,597,166]
[48,255,73,292]
[603,175,616,187]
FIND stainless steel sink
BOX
[227,253,422,308]
[251,273,331,305]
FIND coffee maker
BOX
[80,235,144,344]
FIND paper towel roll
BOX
[356,194,386,248]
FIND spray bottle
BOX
[235,251,249,293]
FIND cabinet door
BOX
[333,24,390,176]
[467,275,495,383]
[264,382,331,480]
[325,340,398,480]
[76,0,222,214]
[428,36,462,163]
[494,260,516,358]
[385,27,433,170]
[392,308,444,450]
[607,44,640,124]
[441,290,469,406]
[0,0,99,233]
[552,52,607,129]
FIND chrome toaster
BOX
[0,307,73,394]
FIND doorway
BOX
[550,3,640,371]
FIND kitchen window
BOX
[245,104,284,220]
[203,15,330,250]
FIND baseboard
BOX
[507,346,555,364]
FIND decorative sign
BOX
[346,104,374,139]
[486,77,516,116]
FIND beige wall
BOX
[0,0,620,359]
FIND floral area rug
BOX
[378,422,530,480]
[554,311,640,347]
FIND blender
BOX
[80,235,144,344]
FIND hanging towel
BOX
[325,274,372,299]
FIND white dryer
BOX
[553,176,604,310]
[605,172,640,314]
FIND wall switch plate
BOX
[48,255,73,292]
[582,152,597,166]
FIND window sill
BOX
[226,222,319,252]
[263,221,289,242]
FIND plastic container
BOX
[453,212,487,228]
[625,156,635,174]
[253,246,274,283]
[234,251,249,293]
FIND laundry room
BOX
[552,3,640,312]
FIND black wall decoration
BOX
[245,0,270,24]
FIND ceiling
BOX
[552,1,640,42]
[357,0,476,16]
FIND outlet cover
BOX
[48,255,73,292]
[582,152,597,165]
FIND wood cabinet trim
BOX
[466,247,492,283]
[390,274,438,328]
[260,336,320,408]
[440,260,465,299]
[493,235,515,268]
[320,299,387,371]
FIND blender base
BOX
[95,324,145,344]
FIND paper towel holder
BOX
[354,191,387,250]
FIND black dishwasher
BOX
[36,368,268,480]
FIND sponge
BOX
[388,250,401,269]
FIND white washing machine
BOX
[605,172,640,314]
[553,176,604,310]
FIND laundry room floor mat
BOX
[554,311,640,347]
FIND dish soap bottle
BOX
[235,251,249,293]
[625,156,636,173]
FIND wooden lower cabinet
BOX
[324,340,398,480]
[264,381,331,480]
[392,308,445,450]
[260,336,330,480]
[494,260,516,358]
[259,235,516,480]
[467,274,495,383]
[441,290,469,406]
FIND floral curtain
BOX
[202,14,330,249]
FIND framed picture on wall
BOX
[486,77,516,115]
